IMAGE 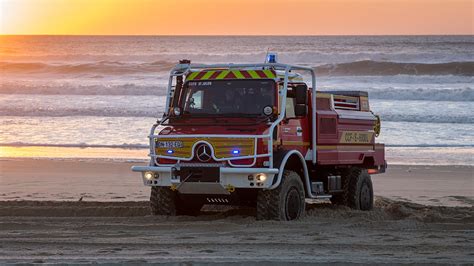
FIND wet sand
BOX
[0,158,472,206]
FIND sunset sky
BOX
[0,0,472,35]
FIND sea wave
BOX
[367,87,474,102]
[1,60,473,77]
[378,114,474,124]
[1,107,472,124]
[1,81,472,102]
[386,144,474,148]
[0,82,168,96]
[315,60,474,76]
[0,107,160,118]
[0,60,175,75]
[0,142,148,149]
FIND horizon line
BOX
[1,34,473,37]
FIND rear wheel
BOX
[330,168,373,210]
[256,170,306,221]
[348,169,374,210]
[150,187,204,216]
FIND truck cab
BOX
[132,57,386,220]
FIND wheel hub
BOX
[285,187,301,220]
[360,183,371,210]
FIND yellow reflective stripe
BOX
[232,70,245,79]
[216,70,230,79]
[263,69,276,78]
[186,72,199,80]
[247,70,260,79]
[188,69,274,80]
[201,71,215,80]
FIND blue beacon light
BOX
[267,53,277,63]
[232,149,240,155]
[167,149,174,154]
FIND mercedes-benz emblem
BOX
[196,144,212,162]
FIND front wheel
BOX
[256,170,306,221]
[150,186,177,215]
[150,187,204,216]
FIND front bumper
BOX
[131,165,279,195]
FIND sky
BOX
[0,0,472,35]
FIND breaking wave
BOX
[0,106,160,118]
[0,60,175,76]
[1,107,472,124]
[1,82,472,102]
[315,60,474,76]
[0,142,148,149]
[368,87,474,102]
[0,82,168,96]
[379,114,474,124]
[1,60,473,77]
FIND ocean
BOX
[0,35,473,165]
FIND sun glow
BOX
[0,146,147,159]
[0,0,472,35]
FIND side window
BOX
[285,87,296,119]
[286,98,296,118]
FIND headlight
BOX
[173,107,181,116]
[144,171,154,180]
[256,173,267,182]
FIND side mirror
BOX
[295,85,307,105]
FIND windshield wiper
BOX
[213,113,264,118]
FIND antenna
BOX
[264,48,270,63]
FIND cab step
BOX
[311,182,332,199]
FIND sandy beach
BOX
[1,158,472,206]
[0,158,472,264]
[0,198,473,264]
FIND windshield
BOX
[179,79,275,117]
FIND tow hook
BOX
[225,184,235,193]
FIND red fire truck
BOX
[132,55,386,220]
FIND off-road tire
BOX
[150,186,177,215]
[330,168,373,210]
[150,187,204,216]
[347,168,373,210]
[256,170,306,221]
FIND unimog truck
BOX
[132,55,386,220]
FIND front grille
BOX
[154,137,255,159]
[177,163,224,168]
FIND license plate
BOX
[179,167,220,182]
[156,140,183,148]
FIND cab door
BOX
[280,85,310,156]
